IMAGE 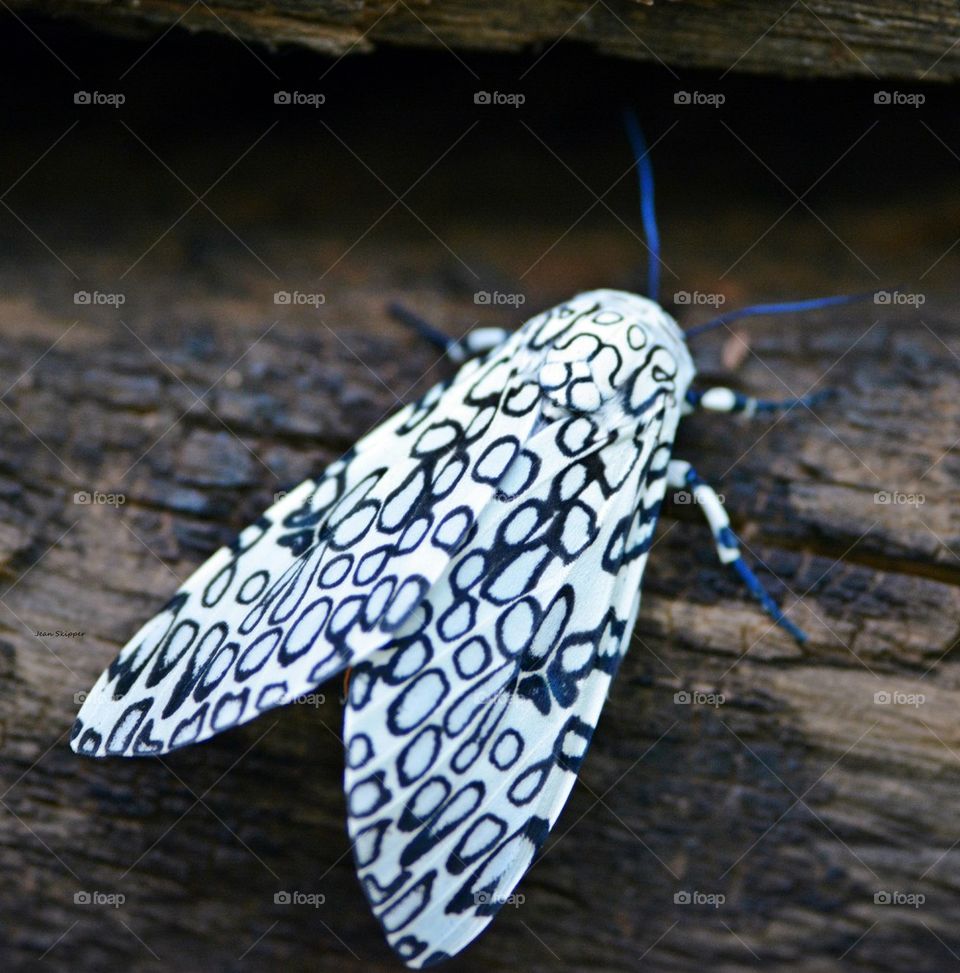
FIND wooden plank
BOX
[13,0,960,81]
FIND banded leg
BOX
[388,302,508,363]
[666,459,807,643]
[684,386,833,418]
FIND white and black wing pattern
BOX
[70,328,543,757]
[341,294,694,966]
[71,287,697,967]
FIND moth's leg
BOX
[388,302,508,363]
[683,386,832,418]
[665,459,808,644]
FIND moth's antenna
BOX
[624,109,660,303]
[684,291,875,339]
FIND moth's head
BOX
[521,289,695,417]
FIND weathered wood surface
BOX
[2,26,960,973]
[14,0,960,81]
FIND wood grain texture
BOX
[13,0,960,81]
[1,26,960,973]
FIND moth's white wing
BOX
[71,346,540,757]
[72,287,698,966]
[342,386,680,968]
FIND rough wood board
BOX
[12,0,960,81]
[1,30,960,973]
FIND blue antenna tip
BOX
[624,110,661,304]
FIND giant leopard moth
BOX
[71,115,864,966]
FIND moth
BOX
[72,117,859,966]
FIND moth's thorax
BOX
[515,289,695,421]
